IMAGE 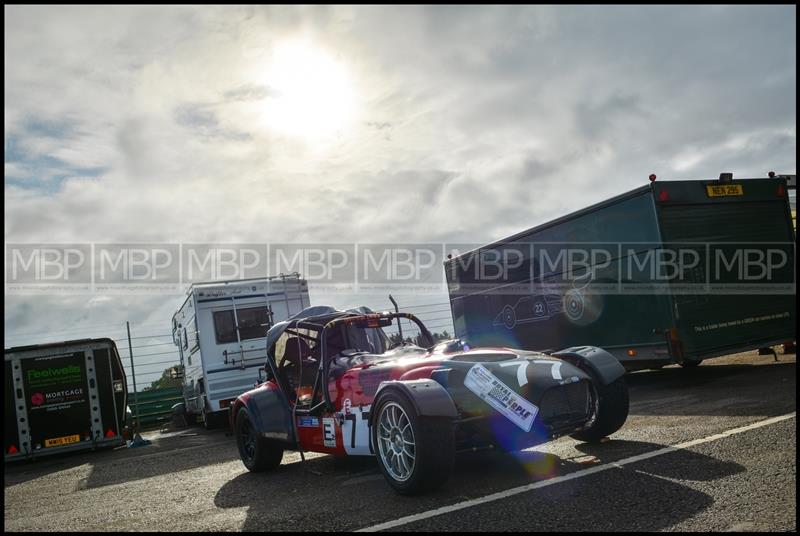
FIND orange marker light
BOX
[627,349,638,357]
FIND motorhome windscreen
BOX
[213,306,271,344]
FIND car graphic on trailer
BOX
[231,306,629,494]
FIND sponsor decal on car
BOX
[464,364,538,432]
[322,417,337,448]
[297,416,319,428]
[339,403,372,455]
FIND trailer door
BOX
[21,352,96,452]
[655,179,796,358]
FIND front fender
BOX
[551,346,625,385]
[370,379,458,428]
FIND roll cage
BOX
[264,311,435,418]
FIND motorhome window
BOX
[237,307,272,340]
[213,307,271,344]
[182,328,188,350]
[191,316,199,351]
[213,311,236,343]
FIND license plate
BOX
[44,434,81,448]
[706,184,743,197]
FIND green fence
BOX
[128,387,184,430]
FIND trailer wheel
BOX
[571,377,629,443]
[235,408,283,472]
[371,389,455,495]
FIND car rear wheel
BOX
[235,408,283,472]
[571,377,629,443]
[371,390,454,495]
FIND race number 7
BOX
[344,409,373,454]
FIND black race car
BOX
[231,306,629,494]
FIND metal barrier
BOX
[127,387,184,429]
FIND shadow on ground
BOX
[626,361,795,417]
[4,426,237,488]
[213,438,744,531]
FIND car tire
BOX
[679,359,703,368]
[235,408,283,472]
[570,377,629,443]
[371,390,455,495]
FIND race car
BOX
[231,306,629,494]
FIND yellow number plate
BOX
[44,434,81,448]
[706,184,743,197]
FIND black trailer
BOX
[5,338,129,461]
[445,175,796,369]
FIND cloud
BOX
[223,84,277,102]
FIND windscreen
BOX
[342,325,390,354]
[381,317,433,349]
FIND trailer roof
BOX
[444,183,651,263]
[5,337,118,353]
[444,176,778,263]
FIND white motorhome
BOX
[172,273,309,427]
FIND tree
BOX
[146,364,184,391]
[388,330,452,347]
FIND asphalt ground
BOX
[4,350,796,532]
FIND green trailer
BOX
[445,175,796,369]
[5,338,129,461]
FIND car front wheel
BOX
[235,408,283,472]
[570,377,629,443]
[371,390,454,495]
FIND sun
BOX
[262,40,356,140]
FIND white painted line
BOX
[356,412,796,532]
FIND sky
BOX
[4,5,797,358]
